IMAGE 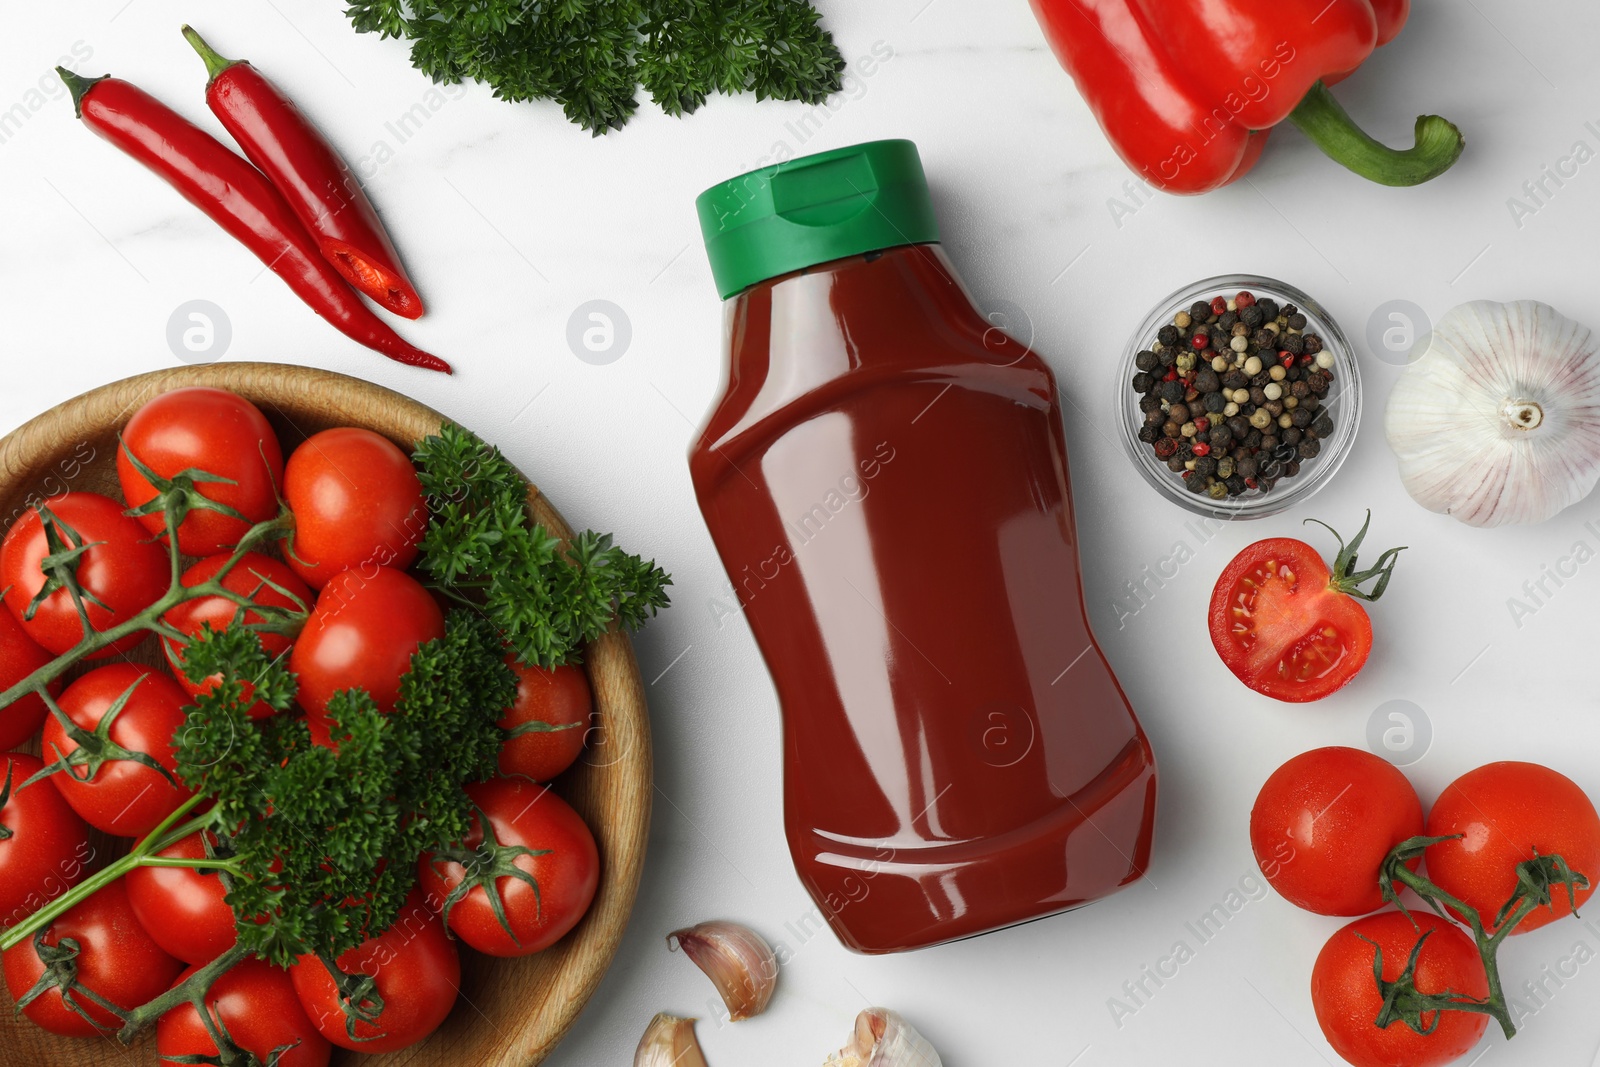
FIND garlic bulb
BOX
[824,1008,942,1067]
[667,920,778,1021]
[1385,299,1600,527]
[635,1013,709,1067]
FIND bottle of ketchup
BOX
[690,140,1156,954]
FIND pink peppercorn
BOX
[1234,291,1256,309]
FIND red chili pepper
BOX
[182,27,424,320]
[1027,0,1464,194]
[56,69,449,374]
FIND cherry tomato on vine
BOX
[157,957,330,1067]
[418,777,599,957]
[0,608,58,750]
[1208,513,1403,703]
[291,566,444,737]
[289,888,459,1053]
[283,427,427,589]
[161,552,311,720]
[498,659,591,782]
[1250,747,1424,916]
[1,881,182,1037]
[1311,911,1488,1067]
[117,387,285,557]
[0,492,169,658]
[1425,762,1600,936]
[125,831,237,965]
[0,754,92,928]
[46,664,193,837]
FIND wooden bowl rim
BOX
[0,363,653,1066]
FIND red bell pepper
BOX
[181,26,426,320]
[1028,0,1464,194]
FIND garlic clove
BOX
[1384,299,1600,527]
[824,1008,942,1067]
[634,1013,710,1067]
[667,920,778,1021]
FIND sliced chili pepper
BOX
[55,69,449,374]
[182,27,425,320]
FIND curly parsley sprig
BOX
[343,0,846,134]
[414,423,671,669]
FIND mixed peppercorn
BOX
[1131,290,1337,500]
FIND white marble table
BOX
[4,1,1599,1063]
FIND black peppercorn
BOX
[1160,380,1183,402]
[1140,394,1162,413]
[1303,334,1324,355]
[1240,306,1265,328]
[1158,347,1177,368]
[1244,429,1263,449]
[1225,474,1247,495]
[1145,408,1164,427]
[1312,414,1334,437]
[1281,333,1305,356]
[1285,460,1302,477]
[1168,402,1190,424]
[1218,311,1238,330]
[1132,372,1153,393]
[1186,472,1210,494]
[1266,400,1284,417]
[1157,324,1179,346]
[1193,456,1217,478]
[1166,455,1187,472]
[1237,455,1258,479]
[1260,434,1278,452]
[1249,386,1268,406]
[1209,426,1232,449]
[1138,425,1159,443]
[1251,328,1275,349]
[1162,420,1181,438]
[1190,301,1212,322]
[1258,299,1280,320]
[1298,438,1321,459]
[1287,313,1307,331]
[1203,392,1227,414]
[1290,407,1313,428]
[1282,427,1303,446]
[1223,370,1249,390]
[1290,380,1310,399]
[1194,367,1220,393]
[1135,350,1158,372]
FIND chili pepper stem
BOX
[180,25,244,85]
[54,68,106,119]
[1288,81,1464,187]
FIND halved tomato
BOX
[1207,513,1403,703]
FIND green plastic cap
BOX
[696,139,940,300]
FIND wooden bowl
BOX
[0,364,652,1066]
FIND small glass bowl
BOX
[1116,273,1361,521]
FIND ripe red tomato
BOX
[158,957,330,1067]
[282,428,427,589]
[291,567,445,735]
[1425,762,1600,936]
[418,777,599,957]
[47,664,193,837]
[1209,517,1403,702]
[117,386,285,557]
[0,492,169,657]
[1311,911,1488,1067]
[0,754,92,928]
[1250,747,1424,916]
[289,888,459,1053]
[0,608,58,750]
[2,880,182,1037]
[125,832,237,965]
[162,552,311,720]
[498,659,591,782]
